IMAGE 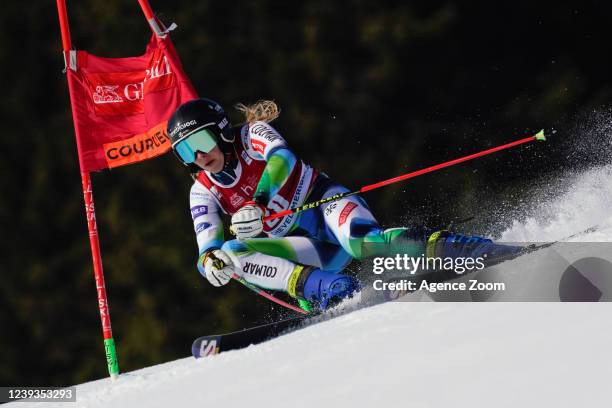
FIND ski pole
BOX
[265,130,546,222]
[232,274,309,315]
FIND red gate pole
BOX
[137,0,165,36]
[55,0,120,380]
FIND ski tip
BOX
[534,129,546,141]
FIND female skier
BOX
[167,98,518,311]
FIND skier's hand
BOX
[229,201,265,240]
[198,249,234,287]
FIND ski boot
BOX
[287,265,361,311]
[426,230,523,263]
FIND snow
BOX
[17,164,612,408]
[500,165,612,242]
[23,304,612,408]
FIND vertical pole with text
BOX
[55,0,120,380]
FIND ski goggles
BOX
[172,127,218,164]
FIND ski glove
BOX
[229,201,265,240]
[198,249,234,287]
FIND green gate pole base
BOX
[104,338,120,380]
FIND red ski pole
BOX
[232,274,309,315]
[265,130,546,222]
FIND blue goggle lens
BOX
[174,129,218,164]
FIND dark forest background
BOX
[1,0,611,385]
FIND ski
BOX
[192,316,305,358]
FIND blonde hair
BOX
[235,100,280,124]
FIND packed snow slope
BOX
[30,303,612,408]
[20,164,612,408]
